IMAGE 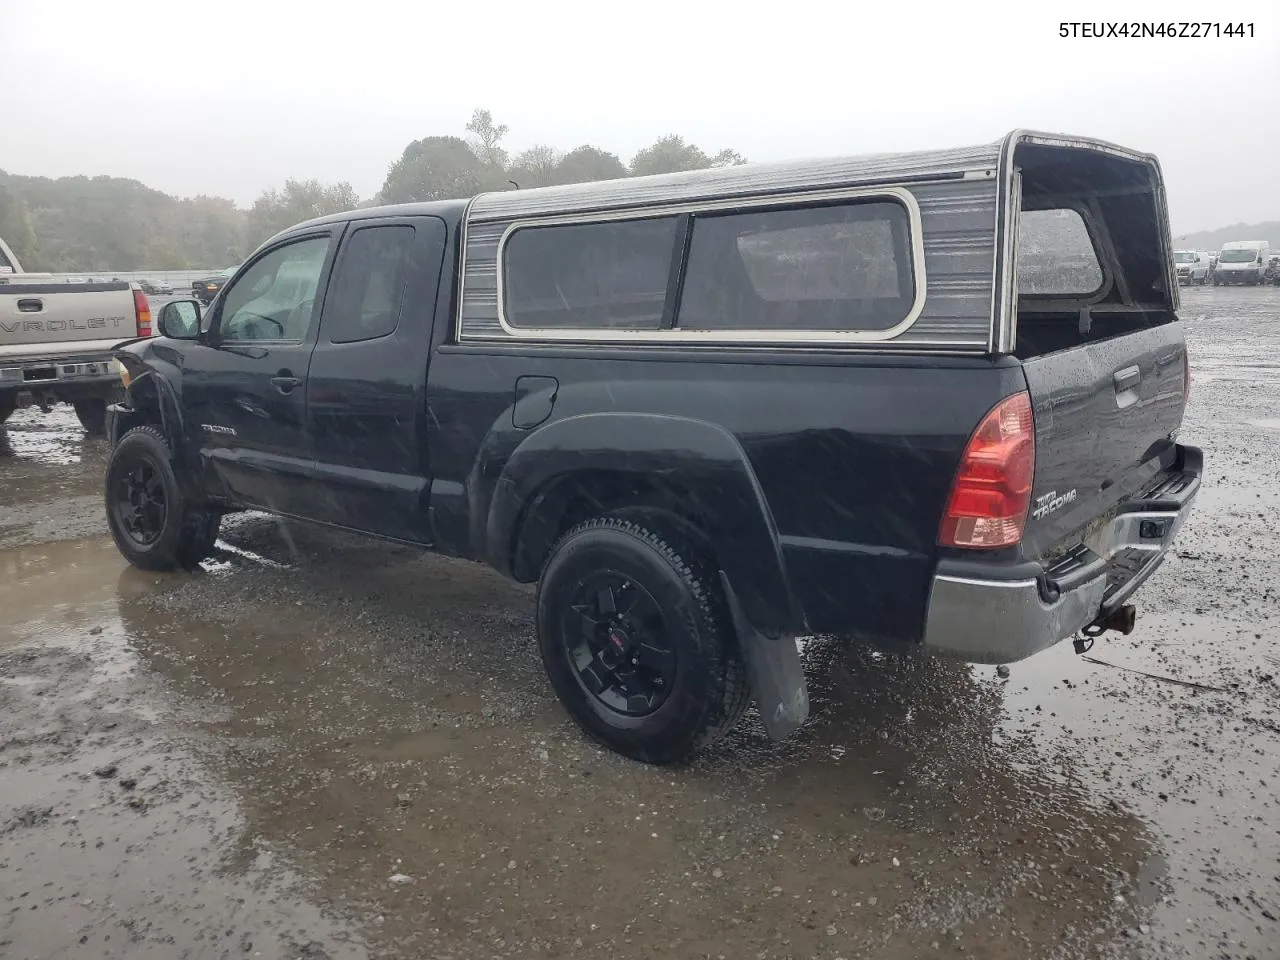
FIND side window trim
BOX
[210,228,343,346]
[486,185,927,344]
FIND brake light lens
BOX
[133,288,152,337]
[940,392,1036,549]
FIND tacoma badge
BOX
[1031,489,1078,520]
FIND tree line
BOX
[0,110,745,273]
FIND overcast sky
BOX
[1,0,1276,233]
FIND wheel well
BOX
[510,470,714,582]
[126,377,166,428]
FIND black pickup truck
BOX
[103,130,1201,764]
[191,267,236,305]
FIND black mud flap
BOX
[719,572,809,741]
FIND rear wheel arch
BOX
[509,469,713,582]
[486,413,801,637]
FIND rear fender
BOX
[486,413,801,638]
[485,413,809,740]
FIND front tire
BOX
[73,399,108,435]
[536,516,750,764]
[105,426,221,571]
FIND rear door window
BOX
[323,225,416,343]
[676,199,916,332]
[502,217,679,330]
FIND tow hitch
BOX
[1073,603,1137,653]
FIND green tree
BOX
[630,135,746,176]
[465,108,510,169]
[508,145,563,188]
[182,195,247,266]
[380,135,500,204]
[0,182,39,269]
[711,148,748,167]
[630,135,709,176]
[246,179,358,247]
[1,169,249,271]
[552,145,628,185]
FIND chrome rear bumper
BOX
[923,451,1201,664]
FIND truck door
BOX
[303,215,448,542]
[181,229,339,514]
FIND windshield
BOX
[1174,251,1197,263]
[1220,248,1260,263]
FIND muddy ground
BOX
[1,286,1277,960]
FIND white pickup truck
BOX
[1,236,152,433]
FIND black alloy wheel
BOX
[536,515,751,764]
[104,426,221,571]
[563,572,677,717]
[112,459,168,547]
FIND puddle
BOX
[0,523,1164,958]
[67,516,1158,959]
[0,406,95,465]
[0,537,368,958]
[0,537,131,635]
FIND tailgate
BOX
[0,281,138,352]
[1020,322,1188,559]
[1007,137,1192,563]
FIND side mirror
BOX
[157,299,201,340]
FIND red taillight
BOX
[939,392,1036,549]
[133,288,152,337]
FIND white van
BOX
[1173,250,1211,285]
[1214,241,1271,285]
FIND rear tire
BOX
[105,426,221,571]
[73,399,108,435]
[536,517,750,764]
[0,394,15,425]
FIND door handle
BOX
[1113,366,1141,393]
[271,375,301,394]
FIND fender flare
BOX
[123,370,186,453]
[484,412,802,638]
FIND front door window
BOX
[218,237,330,342]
